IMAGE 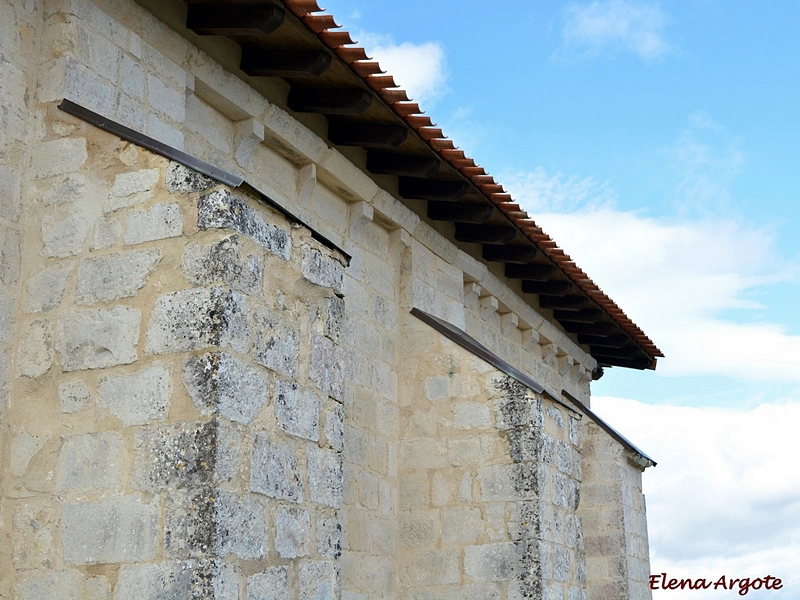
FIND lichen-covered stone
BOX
[124,203,182,245]
[322,400,343,452]
[275,380,319,441]
[132,420,219,491]
[146,287,250,355]
[493,378,543,431]
[58,379,92,413]
[116,560,238,600]
[275,505,310,558]
[250,432,303,503]
[307,445,343,508]
[215,490,268,560]
[309,334,344,402]
[16,319,53,378]
[299,561,340,600]
[316,512,342,559]
[23,262,73,312]
[76,248,161,304]
[182,351,268,424]
[166,161,216,193]
[198,189,290,260]
[55,306,140,371]
[464,542,517,582]
[301,245,343,295]
[62,495,159,564]
[98,362,172,427]
[55,431,123,494]
[252,305,298,378]
[182,235,263,295]
[247,567,288,600]
[322,296,344,342]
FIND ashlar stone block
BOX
[14,569,109,600]
[116,560,239,600]
[309,334,344,402]
[23,262,73,312]
[299,561,340,600]
[165,161,215,193]
[62,495,159,564]
[16,319,53,378]
[247,566,288,600]
[464,542,517,582]
[307,444,343,508]
[98,362,172,427]
[55,431,123,494]
[275,505,310,558]
[76,248,161,304]
[250,432,303,503]
[30,137,87,179]
[252,304,298,378]
[275,380,320,441]
[124,203,182,245]
[182,235,263,295]
[56,306,140,371]
[302,245,343,295]
[42,211,91,258]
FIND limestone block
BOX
[399,510,440,547]
[55,431,123,494]
[10,429,46,477]
[275,505,310,558]
[509,501,540,542]
[56,306,140,370]
[302,245,343,295]
[0,222,20,284]
[13,500,58,570]
[569,416,581,447]
[109,168,159,198]
[442,507,484,544]
[91,216,121,251]
[309,334,344,402]
[16,319,53,378]
[0,163,21,220]
[147,73,185,123]
[252,304,298,378]
[299,561,340,600]
[448,436,493,467]
[165,161,215,193]
[342,424,366,466]
[557,440,572,474]
[182,351,268,424]
[0,284,14,342]
[494,394,543,431]
[98,362,171,426]
[322,400,344,452]
[275,380,319,441]
[42,211,91,257]
[133,420,221,491]
[247,566,288,600]
[464,542,517,582]
[146,287,250,355]
[24,262,74,312]
[30,137,87,179]
[506,427,542,463]
[316,512,342,559]
[62,495,159,564]
[405,549,460,586]
[116,93,147,133]
[198,189,291,260]
[547,405,565,428]
[182,235,263,295]
[40,174,87,206]
[77,248,161,304]
[554,545,571,582]
[163,488,213,558]
[322,296,344,342]
[477,463,538,502]
[59,379,92,413]
[401,438,445,470]
[307,444,343,508]
[147,113,184,149]
[14,569,109,600]
[215,490,269,559]
[119,54,144,100]
[124,202,182,245]
[116,560,239,600]
[453,401,492,430]
[250,432,303,503]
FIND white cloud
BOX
[559,0,675,61]
[592,396,800,599]
[355,32,448,106]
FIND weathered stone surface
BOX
[116,560,238,600]
[56,306,140,371]
[77,248,161,304]
[40,174,87,206]
[133,420,218,491]
[15,569,109,600]
[91,216,121,250]
[405,549,460,586]
[247,567,288,600]
[477,463,538,502]
[124,203,183,245]
[10,429,45,477]
[250,432,303,503]
[59,379,92,413]
[13,500,58,570]
[42,211,91,257]
[109,168,159,198]
[309,334,344,402]
[316,512,342,559]
[307,445,343,508]
[24,262,74,312]
[252,305,298,378]
[182,235,263,295]
[322,296,344,342]
[302,245,343,295]
[166,161,216,193]
[454,401,492,430]
[62,495,159,564]
[98,363,172,427]
[442,507,484,544]
[0,284,14,343]
[322,400,343,452]
[275,380,320,441]
[494,379,543,431]
[16,319,53,378]
[215,490,268,559]
[30,138,87,179]
[198,189,291,259]
[55,431,123,494]
[275,505,310,558]
[0,222,20,284]
[299,561,340,600]
[464,542,517,582]
[399,510,440,547]
[182,351,268,424]
[146,287,250,355]
[0,163,21,219]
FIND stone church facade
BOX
[0,0,661,598]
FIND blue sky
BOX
[319,0,800,596]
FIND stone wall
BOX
[0,0,654,598]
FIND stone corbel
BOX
[349,201,374,242]
[479,295,499,321]
[297,163,317,206]
[233,117,265,168]
[520,326,539,354]
[463,282,481,309]
[500,312,519,337]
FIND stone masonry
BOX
[0,0,654,598]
